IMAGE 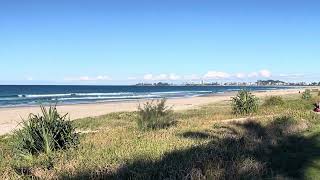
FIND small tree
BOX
[231,90,259,115]
[137,99,174,130]
[302,89,312,100]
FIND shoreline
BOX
[0,88,305,136]
[0,91,235,110]
[0,85,306,109]
[0,87,300,110]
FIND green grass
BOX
[302,89,312,100]
[1,94,320,179]
[137,99,174,130]
[73,111,137,130]
[263,96,285,106]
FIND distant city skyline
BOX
[1,0,320,85]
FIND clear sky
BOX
[0,0,319,85]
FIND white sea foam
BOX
[226,88,242,91]
[19,92,136,98]
[75,92,133,96]
[21,94,72,98]
[0,97,21,101]
[150,91,212,95]
[2,91,214,101]
[16,91,214,100]
[57,94,160,101]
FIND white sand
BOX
[0,88,303,135]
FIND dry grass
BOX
[1,94,320,179]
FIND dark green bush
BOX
[231,90,259,115]
[302,89,312,100]
[13,105,79,158]
[137,99,174,130]
[263,96,285,106]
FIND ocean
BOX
[0,85,291,107]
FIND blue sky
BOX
[0,0,319,85]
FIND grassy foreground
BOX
[1,94,320,179]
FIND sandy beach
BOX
[0,88,304,136]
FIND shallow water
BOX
[0,85,290,107]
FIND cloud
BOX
[137,69,274,82]
[26,77,33,81]
[127,76,138,80]
[143,74,154,80]
[96,75,112,81]
[259,70,272,78]
[184,74,201,80]
[202,69,272,80]
[279,73,304,79]
[203,71,231,80]
[140,73,199,81]
[156,74,168,80]
[246,70,272,79]
[169,73,181,80]
[248,72,259,78]
[143,73,181,81]
[235,73,246,79]
[65,75,112,81]
[79,76,90,81]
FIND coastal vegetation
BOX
[1,91,320,179]
[137,99,174,130]
[263,96,285,106]
[12,106,79,159]
[302,89,312,100]
[231,90,259,115]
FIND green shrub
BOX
[137,99,174,130]
[13,105,79,158]
[302,89,312,100]
[231,90,259,115]
[263,96,285,106]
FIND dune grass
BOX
[263,96,285,106]
[1,94,320,179]
[136,99,174,130]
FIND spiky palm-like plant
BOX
[231,90,259,115]
[13,105,79,158]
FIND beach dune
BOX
[0,88,303,136]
